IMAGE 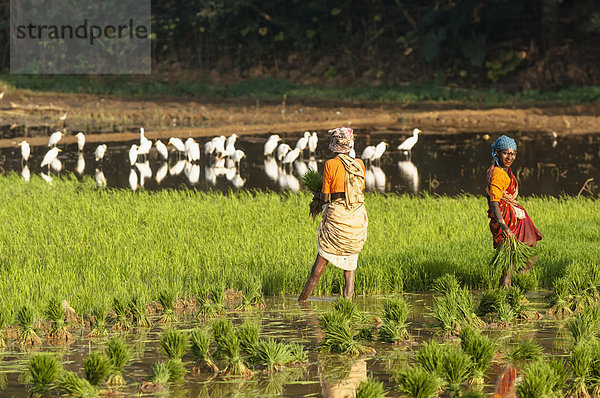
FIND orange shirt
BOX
[487,167,510,202]
[322,158,366,193]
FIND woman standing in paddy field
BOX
[298,127,368,301]
[487,135,542,287]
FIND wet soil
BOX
[1,89,599,148]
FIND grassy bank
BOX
[0,175,597,316]
[2,75,600,105]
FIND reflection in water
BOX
[184,162,200,185]
[95,168,107,187]
[21,165,30,182]
[264,158,278,182]
[320,359,367,398]
[231,172,246,189]
[50,158,63,173]
[169,160,185,176]
[128,169,138,191]
[398,160,419,194]
[365,167,375,191]
[372,166,386,193]
[135,161,152,188]
[205,166,217,186]
[155,162,168,184]
[75,154,85,175]
[294,160,308,178]
[40,172,52,185]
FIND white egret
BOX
[186,141,200,162]
[155,162,168,184]
[264,158,278,181]
[75,132,85,152]
[308,159,318,172]
[41,147,61,170]
[155,140,169,161]
[128,168,138,191]
[135,161,152,188]
[225,167,236,181]
[231,150,246,167]
[169,160,185,176]
[50,158,63,173]
[295,131,310,152]
[349,148,356,158]
[282,148,300,165]
[21,165,30,182]
[168,137,186,156]
[94,144,107,162]
[95,168,107,187]
[75,154,85,175]
[226,133,238,148]
[308,132,318,154]
[277,166,287,190]
[397,128,421,154]
[361,146,375,161]
[212,136,226,156]
[371,142,388,163]
[204,141,216,155]
[18,141,31,164]
[264,134,281,157]
[276,143,291,162]
[48,131,63,147]
[128,144,139,166]
[138,127,151,159]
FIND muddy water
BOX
[0,130,598,196]
[0,294,570,397]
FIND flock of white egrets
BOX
[12,127,421,191]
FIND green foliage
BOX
[189,328,212,363]
[161,328,188,360]
[356,377,387,398]
[89,305,108,337]
[460,326,497,384]
[166,359,186,382]
[84,353,110,386]
[441,345,473,394]
[490,236,537,274]
[569,306,600,346]
[301,168,322,193]
[112,298,130,331]
[58,371,97,397]
[383,296,411,324]
[105,337,130,385]
[395,366,443,398]
[506,340,543,363]
[27,354,61,397]
[236,321,260,356]
[129,295,151,327]
[517,359,568,398]
[150,361,170,386]
[158,290,177,323]
[252,338,293,371]
[415,341,446,375]
[288,342,308,363]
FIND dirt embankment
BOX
[0,90,599,148]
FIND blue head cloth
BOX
[491,135,517,165]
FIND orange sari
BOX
[486,165,542,249]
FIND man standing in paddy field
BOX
[298,127,368,301]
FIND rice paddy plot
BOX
[1,130,599,196]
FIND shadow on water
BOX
[0,130,599,196]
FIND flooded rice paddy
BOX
[0,129,599,196]
[0,294,571,397]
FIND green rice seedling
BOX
[105,337,130,386]
[212,318,235,360]
[157,290,177,324]
[505,286,529,319]
[58,371,98,397]
[454,288,483,327]
[476,289,506,317]
[288,342,308,363]
[149,361,170,386]
[83,353,110,386]
[569,343,594,397]
[161,328,188,360]
[395,366,444,398]
[441,345,473,395]
[320,319,372,357]
[210,285,225,313]
[26,354,61,397]
[252,338,293,371]
[511,270,538,292]
[211,319,252,376]
[569,307,600,346]
[549,358,569,393]
[517,359,567,398]
[321,310,351,329]
[236,321,260,356]
[112,297,130,331]
[332,297,361,322]
[45,297,71,342]
[301,168,323,220]
[189,328,219,375]
[129,295,151,327]
[196,284,216,318]
[415,341,447,375]
[505,340,543,363]
[489,235,537,274]
[357,326,375,341]
[378,321,407,344]
[432,274,460,295]
[16,305,42,346]
[430,296,459,334]
[494,301,516,323]
[87,305,108,337]
[237,279,265,311]
[459,326,497,384]
[460,390,485,398]
[383,296,412,325]
[549,290,573,319]
[166,358,187,382]
[356,377,387,398]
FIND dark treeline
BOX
[1,0,600,88]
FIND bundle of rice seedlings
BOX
[357,326,375,341]
[301,168,323,220]
[157,291,177,324]
[58,371,98,397]
[150,361,170,387]
[105,337,130,386]
[332,297,361,322]
[356,377,387,398]
[237,279,265,311]
[415,340,447,375]
[505,286,529,319]
[16,305,42,346]
[210,285,225,313]
[26,354,61,397]
[378,322,408,344]
[548,289,573,319]
[569,307,600,346]
[517,359,567,398]
[236,321,260,356]
[494,301,516,323]
[383,296,412,325]
[288,342,308,363]
[432,274,460,295]
[46,297,71,342]
[166,358,186,382]
[395,366,444,398]
[505,340,543,363]
[453,288,483,327]
[84,353,110,386]
[212,319,252,377]
[569,343,594,397]
[87,305,108,338]
[196,284,216,318]
[252,338,293,371]
[441,345,473,395]
[112,298,130,331]
[489,235,537,274]
[161,328,188,360]
[320,320,372,357]
[459,326,497,384]
[321,310,351,329]
[476,289,506,317]
[430,296,459,334]
[379,296,411,343]
[189,328,219,375]
[129,295,151,327]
